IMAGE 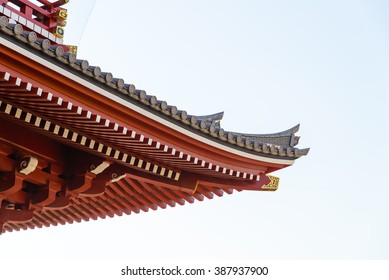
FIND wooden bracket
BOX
[31,180,62,207]
[67,172,96,194]
[44,195,71,210]
[66,161,113,197]
[179,172,199,193]
[0,172,25,196]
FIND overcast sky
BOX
[2,0,389,261]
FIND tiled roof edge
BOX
[0,18,309,159]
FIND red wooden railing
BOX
[0,0,68,38]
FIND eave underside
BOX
[0,70,276,234]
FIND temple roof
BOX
[0,16,309,161]
[0,11,309,234]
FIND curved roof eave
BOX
[0,18,309,165]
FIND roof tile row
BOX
[0,17,309,159]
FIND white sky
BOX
[1,0,389,261]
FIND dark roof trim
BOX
[0,17,309,159]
